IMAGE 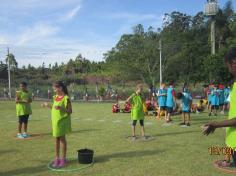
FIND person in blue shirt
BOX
[207,84,214,111]
[156,83,167,119]
[218,85,225,114]
[166,83,176,123]
[177,88,192,126]
[209,85,220,116]
[223,85,231,113]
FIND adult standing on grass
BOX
[126,84,146,140]
[16,82,32,138]
[203,47,236,167]
[42,81,72,168]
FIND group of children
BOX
[207,84,230,116]
[16,81,72,168]
[14,47,236,169]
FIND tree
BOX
[6,53,17,70]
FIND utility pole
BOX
[204,0,218,55]
[211,20,216,55]
[7,47,11,99]
[159,40,162,87]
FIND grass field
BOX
[0,101,230,176]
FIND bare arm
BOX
[65,99,72,114]
[203,118,236,136]
[15,95,27,103]
[126,94,135,103]
[211,118,236,128]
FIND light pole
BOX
[7,47,11,98]
[204,0,219,55]
[159,40,162,87]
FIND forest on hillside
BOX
[0,1,236,92]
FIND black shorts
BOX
[208,101,211,105]
[166,107,173,113]
[132,120,144,126]
[18,115,29,124]
[182,110,190,113]
[219,104,224,106]
[211,105,219,110]
[159,106,166,110]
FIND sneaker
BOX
[17,133,24,139]
[58,159,66,167]
[142,136,148,140]
[22,133,30,138]
[131,136,136,141]
[208,113,211,117]
[220,111,224,115]
[52,158,60,168]
[179,122,186,126]
[186,123,190,126]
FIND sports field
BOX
[0,101,229,176]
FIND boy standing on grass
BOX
[16,82,32,138]
[166,83,176,123]
[209,85,220,116]
[177,88,192,126]
[126,84,146,140]
[218,85,225,114]
[203,47,236,167]
[156,83,167,119]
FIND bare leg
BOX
[18,123,22,134]
[186,113,190,123]
[157,108,161,119]
[167,113,170,122]
[208,105,212,116]
[214,108,217,116]
[55,137,60,159]
[23,123,28,133]
[60,136,67,159]
[182,113,185,123]
[141,126,145,137]
[132,125,136,137]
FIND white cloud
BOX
[107,12,159,22]
[17,22,59,45]
[62,4,81,21]
[0,36,8,45]
[0,37,112,67]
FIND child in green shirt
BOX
[126,84,146,140]
[42,81,72,168]
[203,47,236,167]
[15,82,32,138]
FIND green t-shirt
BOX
[51,95,72,137]
[130,93,144,120]
[226,82,236,150]
[16,90,32,116]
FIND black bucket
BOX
[78,149,94,164]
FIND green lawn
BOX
[0,101,230,176]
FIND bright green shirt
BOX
[226,82,236,150]
[130,93,144,120]
[16,90,32,116]
[51,95,72,137]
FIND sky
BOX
[0,0,235,67]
